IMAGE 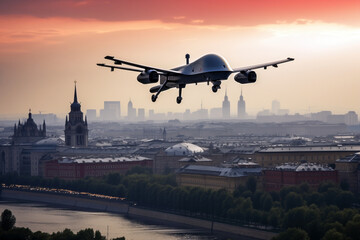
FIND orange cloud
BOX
[0,0,359,27]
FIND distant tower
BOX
[127,99,136,120]
[237,89,246,118]
[222,90,230,119]
[272,100,280,115]
[162,128,167,141]
[64,82,88,147]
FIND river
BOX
[0,199,219,240]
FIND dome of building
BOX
[165,143,204,156]
[35,137,63,146]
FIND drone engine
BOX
[234,70,257,84]
[137,70,159,84]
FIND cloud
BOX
[0,0,359,27]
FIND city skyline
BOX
[0,0,360,117]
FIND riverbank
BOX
[1,189,276,240]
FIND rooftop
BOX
[177,164,262,177]
[336,152,360,163]
[273,162,334,172]
[259,145,360,153]
[58,155,150,164]
[165,142,204,156]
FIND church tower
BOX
[237,89,246,118]
[65,83,88,147]
[222,90,230,119]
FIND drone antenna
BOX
[185,54,190,65]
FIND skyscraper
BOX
[127,99,136,120]
[272,100,280,115]
[237,89,246,118]
[65,83,88,147]
[103,101,120,121]
[222,90,230,119]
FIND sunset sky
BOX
[0,0,360,119]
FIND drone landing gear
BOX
[151,95,157,102]
[176,85,185,104]
[211,81,221,93]
[151,79,169,103]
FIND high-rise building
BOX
[103,101,120,121]
[86,109,97,121]
[237,89,246,118]
[65,83,88,147]
[345,111,358,125]
[210,108,222,119]
[222,90,230,119]
[127,99,136,120]
[138,108,145,120]
[272,100,280,115]
[149,109,154,119]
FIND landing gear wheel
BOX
[176,96,182,104]
[151,95,157,102]
[212,86,218,93]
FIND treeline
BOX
[1,168,360,240]
[0,209,125,240]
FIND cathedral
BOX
[64,83,88,147]
[13,110,46,144]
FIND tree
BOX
[322,229,345,240]
[284,192,303,210]
[94,230,105,240]
[345,220,360,240]
[246,176,257,193]
[340,179,350,191]
[273,228,310,240]
[32,231,51,240]
[51,228,75,240]
[1,209,16,231]
[76,228,95,240]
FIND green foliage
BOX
[2,171,360,240]
[32,231,51,240]
[0,227,32,240]
[345,220,360,240]
[51,228,76,240]
[272,228,310,240]
[284,192,304,210]
[1,209,16,231]
[125,166,152,175]
[340,179,350,191]
[322,229,345,240]
[245,176,257,193]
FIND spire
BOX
[73,81,78,103]
[224,89,228,101]
[43,120,46,136]
[65,115,68,124]
[28,108,32,119]
[85,115,88,126]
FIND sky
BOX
[0,0,360,119]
